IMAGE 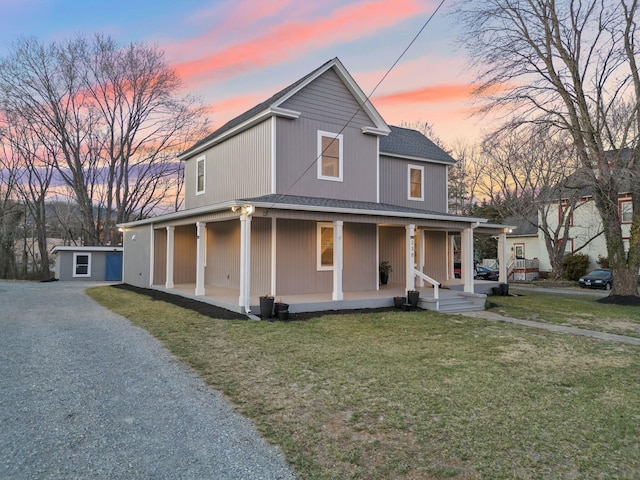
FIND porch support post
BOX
[449,234,456,280]
[195,221,206,296]
[417,228,425,287]
[498,229,508,283]
[165,226,175,289]
[461,226,474,293]
[405,224,416,292]
[149,224,154,287]
[238,209,253,311]
[332,220,343,301]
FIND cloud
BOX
[374,83,477,106]
[172,0,426,84]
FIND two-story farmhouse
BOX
[120,58,509,314]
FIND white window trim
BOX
[408,164,424,201]
[317,131,343,182]
[620,200,632,223]
[196,155,206,195]
[317,222,334,271]
[73,252,92,278]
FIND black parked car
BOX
[578,269,612,290]
[474,265,500,281]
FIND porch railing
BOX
[414,269,440,310]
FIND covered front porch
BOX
[122,198,510,315]
[154,280,498,316]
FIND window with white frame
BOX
[317,131,343,181]
[620,200,632,223]
[408,164,424,201]
[317,222,334,270]
[73,252,91,277]
[196,156,205,195]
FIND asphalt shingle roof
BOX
[240,194,469,219]
[380,126,455,164]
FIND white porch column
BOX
[149,224,154,287]
[238,209,253,311]
[498,229,508,283]
[461,226,475,293]
[195,221,206,296]
[165,226,175,289]
[449,234,456,280]
[417,228,426,287]
[405,224,416,292]
[332,220,344,301]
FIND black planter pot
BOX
[407,290,420,307]
[393,296,406,309]
[380,272,389,285]
[260,296,274,319]
[274,302,289,313]
[277,309,290,321]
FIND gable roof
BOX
[179,58,390,160]
[380,126,455,164]
[504,215,538,236]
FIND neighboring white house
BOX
[507,192,633,274]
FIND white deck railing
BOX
[414,269,441,309]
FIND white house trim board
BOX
[317,222,334,271]
[271,116,277,194]
[72,252,91,278]
[148,223,154,287]
[317,131,344,182]
[408,164,424,201]
[178,108,300,161]
[461,226,475,293]
[332,220,344,301]
[238,209,253,312]
[165,226,175,289]
[271,217,277,296]
[272,58,390,135]
[195,221,206,296]
[405,224,416,291]
[196,156,206,196]
[382,152,456,166]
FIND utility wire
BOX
[264,0,448,214]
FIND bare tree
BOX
[480,126,602,278]
[0,35,208,246]
[0,112,56,278]
[0,137,22,278]
[448,140,487,215]
[457,0,640,296]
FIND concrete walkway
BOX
[0,280,296,480]
[461,310,640,346]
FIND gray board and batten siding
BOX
[276,68,379,201]
[379,154,448,212]
[183,119,273,210]
[275,219,378,295]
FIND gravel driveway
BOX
[0,281,296,480]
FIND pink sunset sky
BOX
[0,0,497,146]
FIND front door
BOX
[105,252,123,281]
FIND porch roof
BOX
[241,194,484,221]
[118,194,512,231]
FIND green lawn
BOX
[88,286,640,479]
[491,289,640,338]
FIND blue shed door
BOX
[105,252,123,281]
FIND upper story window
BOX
[317,131,343,182]
[408,165,424,201]
[620,200,632,223]
[317,222,334,270]
[73,252,91,277]
[558,201,574,227]
[196,156,206,195]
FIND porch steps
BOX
[419,294,485,313]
